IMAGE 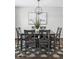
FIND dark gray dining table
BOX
[20,30,56,52]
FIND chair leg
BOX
[48,42,51,55]
[59,39,60,49]
[39,43,41,54]
[54,39,56,52]
[21,40,22,52]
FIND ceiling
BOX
[15,0,63,7]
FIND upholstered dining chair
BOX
[55,27,62,49]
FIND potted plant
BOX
[34,19,40,33]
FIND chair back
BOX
[21,34,28,40]
[24,30,35,34]
[40,26,46,30]
[16,27,21,38]
[39,30,50,34]
[39,30,50,41]
[56,27,62,38]
[24,30,35,41]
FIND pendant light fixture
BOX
[35,0,42,14]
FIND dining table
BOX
[20,30,56,52]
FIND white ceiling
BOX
[15,0,63,7]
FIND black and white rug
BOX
[15,41,63,57]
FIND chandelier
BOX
[35,0,42,14]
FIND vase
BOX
[35,28,39,33]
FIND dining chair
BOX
[20,34,27,52]
[55,27,62,49]
[24,30,35,44]
[21,33,36,53]
[39,30,51,54]
[16,27,21,39]
[16,27,21,49]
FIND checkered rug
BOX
[15,41,63,57]
[16,47,63,57]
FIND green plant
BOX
[34,19,40,29]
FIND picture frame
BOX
[28,12,47,25]
[39,12,47,25]
[28,12,36,25]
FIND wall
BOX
[15,7,63,38]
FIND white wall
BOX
[15,7,63,38]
